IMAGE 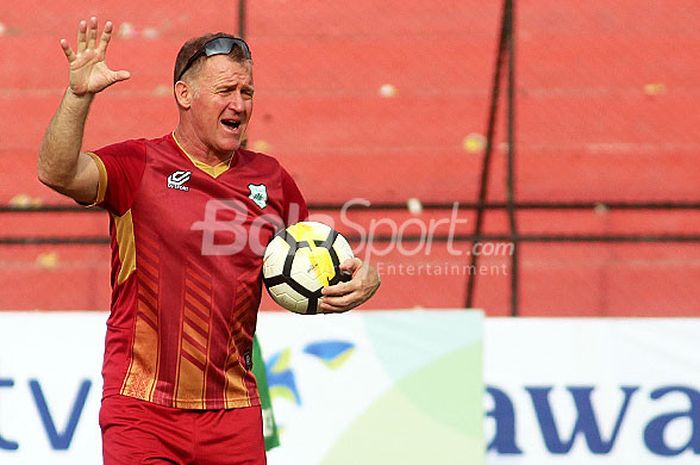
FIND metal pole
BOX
[238,0,247,38]
[465,0,512,308]
[5,200,700,213]
[506,0,519,316]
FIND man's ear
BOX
[174,81,194,109]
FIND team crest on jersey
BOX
[167,170,192,191]
[248,183,268,209]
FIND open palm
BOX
[60,17,130,96]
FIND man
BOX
[38,17,380,465]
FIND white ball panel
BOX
[268,284,309,314]
[289,248,322,292]
[263,236,290,279]
[332,232,355,263]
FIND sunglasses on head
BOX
[175,37,252,83]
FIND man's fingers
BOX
[76,19,87,53]
[319,299,351,314]
[339,257,362,274]
[322,281,354,297]
[98,21,113,54]
[319,260,380,312]
[321,293,354,309]
[86,16,98,50]
[60,39,76,62]
[112,70,131,82]
[319,305,349,314]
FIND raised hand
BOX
[60,17,130,96]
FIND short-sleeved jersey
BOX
[89,133,307,409]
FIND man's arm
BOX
[37,17,130,204]
[38,90,100,203]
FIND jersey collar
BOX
[171,132,234,179]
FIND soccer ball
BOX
[263,221,354,314]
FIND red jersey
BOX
[89,133,307,409]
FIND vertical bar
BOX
[465,0,512,308]
[238,0,247,38]
[506,0,519,316]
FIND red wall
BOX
[1,1,698,314]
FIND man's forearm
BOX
[37,88,94,189]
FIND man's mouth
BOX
[221,119,241,131]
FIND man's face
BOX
[189,55,254,155]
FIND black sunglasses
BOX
[175,37,252,83]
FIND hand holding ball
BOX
[263,222,354,314]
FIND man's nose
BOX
[228,91,244,112]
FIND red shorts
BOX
[100,395,266,465]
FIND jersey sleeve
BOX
[87,139,147,216]
[280,168,308,225]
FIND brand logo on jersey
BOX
[167,170,192,191]
[248,183,268,209]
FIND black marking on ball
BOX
[307,298,318,315]
[263,275,286,288]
